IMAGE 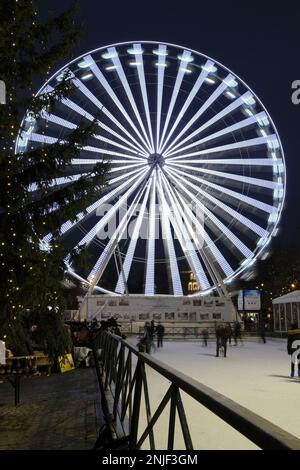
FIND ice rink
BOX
[131,338,300,450]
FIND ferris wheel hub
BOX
[148,153,165,168]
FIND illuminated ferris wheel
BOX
[16,41,286,296]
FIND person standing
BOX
[287,323,300,378]
[156,322,165,348]
[224,323,232,345]
[201,328,209,347]
[233,321,243,346]
[259,319,266,344]
[216,324,227,357]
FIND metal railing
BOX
[91,329,300,450]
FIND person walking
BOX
[233,321,243,346]
[259,319,267,344]
[287,323,300,378]
[201,328,209,347]
[156,322,165,348]
[224,323,232,345]
[216,324,227,357]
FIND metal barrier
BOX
[91,329,300,450]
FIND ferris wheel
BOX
[16,41,286,297]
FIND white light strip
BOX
[165,134,279,161]
[98,49,153,153]
[165,112,267,158]
[165,167,269,237]
[133,43,155,153]
[144,172,157,295]
[42,167,146,244]
[165,168,253,259]
[156,172,183,295]
[158,49,192,153]
[156,44,167,152]
[93,134,147,159]
[159,60,213,154]
[165,158,283,167]
[88,179,150,284]
[161,173,211,290]
[175,190,234,276]
[72,74,148,155]
[162,73,234,155]
[108,162,146,173]
[40,111,77,129]
[29,173,85,192]
[115,181,152,294]
[76,168,148,247]
[99,122,148,157]
[44,86,147,157]
[81,145,146,161]
[163,91,254,156]
[167,161,281,190]
[168,166,278,214]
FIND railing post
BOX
[129,357,143,449]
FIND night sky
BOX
[40,0,300,246]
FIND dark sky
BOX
[39,0,300,246]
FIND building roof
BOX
[272,290,300,304]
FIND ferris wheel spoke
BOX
[71,75,148,155]
[24,132,146,167]
[88,178,151,286]
[156,172,183,296]
[42,86,148,156]
[84,53,153,153]
[165,166,269,238]
[158,50,193,153]
[168,166,278,214]
[43,167,147,244]
[167,160,281,190]
[28,173,88,192]
[144,172,157,296]
[165,134,280,162]
[131,43,155,152]
[162,73,235,155]
[166,158,283,167]
[75,168,149,248]
[174,188,234,277]
[164,168,254,259]
[115,181,152,294]
[40,112,146,160]
[98,122,149,157]
[94,134,148,158]
[81,145,148,161]
[163,91,254,156]
[159,60,214,154]
[161,172,211,291]
[164,112,268,159]
[155,44,167,153]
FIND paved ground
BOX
[0,368,103,450]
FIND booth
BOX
[272,290,300,333]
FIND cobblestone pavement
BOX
[0,368,104,450]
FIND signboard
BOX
[237,291,244,311]
[58,353,75,373]
[0,340,5,365]
[243,290,261,311]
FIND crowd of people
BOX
[137,320,165,353]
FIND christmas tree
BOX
[0,0,109,356]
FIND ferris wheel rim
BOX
[17,40,286,296]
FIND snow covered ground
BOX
[127,338,300,450]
